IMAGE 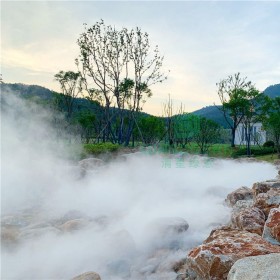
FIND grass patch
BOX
[231,147,275,158]
[83,143,120,155]
[254,153,279,163]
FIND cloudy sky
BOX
[2,1,280,115]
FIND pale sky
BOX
[1,1,280,115]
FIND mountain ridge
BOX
[1,82,279,128]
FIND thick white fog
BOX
[1,93,278,280]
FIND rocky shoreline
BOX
[175,160,280,280]
[2,157,279,280]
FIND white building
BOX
[234,122,266,146]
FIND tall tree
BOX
[261,96,280,157]
[193,117,221,154]
[239,87,263,156]
[216,73,254,147]
[77,20,168,145]
[54,70,83,120]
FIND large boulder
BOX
[254,188,280,216]
[262,207,280,245]
[149,217,189,250]
[184,227,280,280]
[72,271,101,280]
[226,187,253,207]
[231,207,265,235]
[227,253,280,280]
[252,180,280,198]
[232,199,254,213]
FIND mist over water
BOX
[1,94,278,280]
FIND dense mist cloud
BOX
[1,93,278,279]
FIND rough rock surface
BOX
[1,226,20,246]
[72,271,101,280]
[254,188,280,216]
[58,218,89,232]
[231,207,265,235]
[262,207,280,245]
[252,180,280,198]
[225,187,253,207]
[184,227,280,280]
[19,226,60,239]
[227,253,280,280]
[232,199,253,213]
[78,158,104,170]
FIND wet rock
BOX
[58,218,89,232]
[19,226,60,239]
[231,207,265,235]
[227,253,280,280]
[254,188,280,216]
[153,217,189,235]
[1,226,20,246]
[1,214,31,228]
[71,271,101,280]
[262,207,280,245]
[184,227,280,280]
[150,217,189,250]
[78,158,104,171]
[226,187,253,207]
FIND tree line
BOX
[53,20,280,157]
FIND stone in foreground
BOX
[227,253,280,280]
[71,271,101,280]
[262,207,280,245]
[231,207,265,235]
[184,227,280,280]
[225,187,253,207]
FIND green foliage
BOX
[193,117,221,154]
[263,140,275,148]
[83,143,120,155]
[231,147,275,158]
[261,96,280,153]
[136,116,165,144]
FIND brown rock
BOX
[262,207,280,245]
[1,226,20,246]
[72,271,101,280]
[252,180,280,198]
[254,188,280,216]
[185,227,280,280]
[231,207,265,235]
[226,187,253,207]
[58,219,88,232]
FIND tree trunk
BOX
[231,128,236,148]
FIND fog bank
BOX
[1,93,277,280]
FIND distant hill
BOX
[192,105,230,128]
[0,83,148,119]
[191,84,280,128]
[1,82,279,128]
[263,83,280,98]
[1,83,55,100]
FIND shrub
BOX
[83,143,120,154]
[232,147,275,158]
[263,140,275,148]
